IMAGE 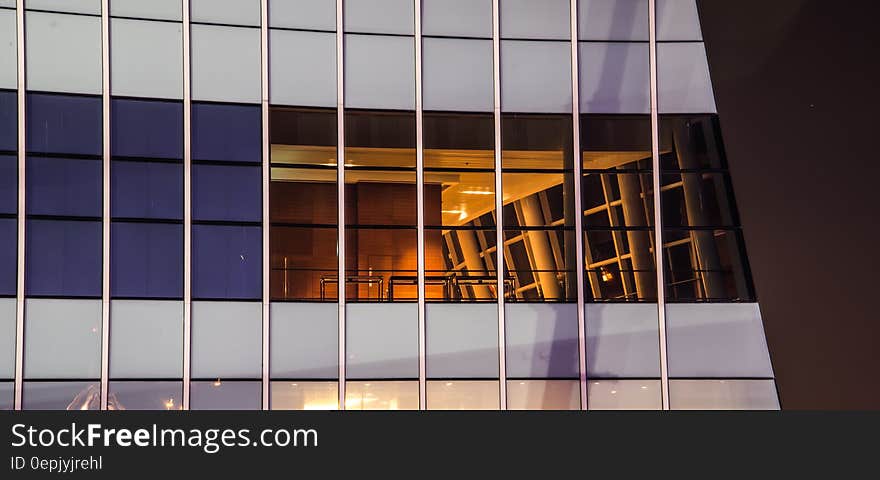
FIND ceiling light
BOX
[460,190,493,195]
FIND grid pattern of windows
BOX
[0,0,776,411]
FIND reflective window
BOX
[345,381,419,410]
[0,90,14,151]
[269,0,335,31]
[271,381,338,410]
[0,219,14,296]
[110,18,183,99]
[25,11,102,95]
[506,379,580,410]
[500,0,571,40]
[109,381,183,410]
[109,300,183,378]
[110,222,183,299]
[191,381,261,410]
[343,0,413,35]
[191,224,262,300]
[23,299,101,379]
[110,0,182,21]
[192,102,261,163]
[191,301,262,379]
[111,99,183,160]
[27,93,101,156]
[0,382,11,410]
[0,11,15,90]
[191,0,260,26]
[422,0,491,38]
[669,379,780,410]
[270,30,336,108]
[191,24,260,103]
[270,107,337,301]
[111,161,183,220]
[26,156,101,217]
[26,0,101,15]
[26,219,101,297]
[427,380,499,410]
[270,303,337,378]
[0,300,13,378]
[192,164,261,222]
[588,379,661,410]
[23,381,101,410]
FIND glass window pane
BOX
[0,219,14,296]
[345,381,418,410]
[26,156,101,217]
[500,0,570,40]
[343,0,413,35]
[0,382,11,410]
[191,0,260,27]
[670,379,779,410]
[191,381,261,410]
[0,10,15,90]
[109,381,183,410]
[192,102,261,163]
[505,304,579,378]
[23,381,100,410]
[109,300,183,378]
[579,43,650,114]
[426,303,498,378]
[270,30,336,108]
[661,173,737,227]
[270,381,338,410]
[23,299,101,379]
[0,155,16,214]
[271,226,338,301]
[110,222,183,298]
[657,0,703,41]
[26,220,102,297]
[664,229,753,301]
[507,379,580,410]
[588,379,662,410]
[586,303,660,377]
[578,0,648,41]
[0,299,15,378]
[26,93,101,156]
[192,224,262,300]
[110,0,182,21]
[26,11,101,94]
[191,301,262,379]
[269,0,335,31]
[500,40,571,113]
[270,303,337,379]
[344,34,415,110]
[427,380,499,410]
[110,18,183,99]
[191,25,260,103]
[422,0,491,38]
[346,303,418,378]
[26,0,101,15]
[423,38,493,112]
[111,161,183,220]
[192,164,261,222]
[111,98,183,159]
[658,42,716,114]
[0,91,15,151]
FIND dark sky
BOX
[697,0,880,409]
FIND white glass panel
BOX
[24,299,101,379]
[191,0,260,27]
[271,381,338,410]
[0,382,11,410]
[500,40,571,113]
[500,0,570,40]
[0,298,14,379]
[423,37,493,112]
[427,380,499,410]
[346,303,417,378]
[422,0,491,38]
[191,301,262,378]
[658,0,702,41]
[111,18,183,99]
[426,303,498,378]
[26,11,102,95]
[588,379,662,410]
[269,0,335,31]
[109,381,182,410]
[667,303,774,378]
[0,1,15,8]
[191,24,260,103]
[270,29,336,108]
[345,381,418,410]
[585,303,660,377]
[670,379,780,410]
[270,303,337,379]
[658,42,716,113]
[111,0,182,21]
[505,303,579,378]
[23,381,100,410]
[578,0,648,41]
[109,300,183,379]
[191,380,261,410]
[579,42,650,114]
[343,0,413,35]
[26,0,100,15]
[344,34,415,110]
[0,9,16,90]
[507,379,579,410]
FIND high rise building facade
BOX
[0,0,778,410]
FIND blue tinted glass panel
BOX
[111,222,183,298]
[111,98,183,159]
[26,93,101,156]
[26,219,101,297]
[192,102,260,163]
[192,164,261,222]
[0,90,15,152]
[192,224,261,300]
[26,156,101,217]
[0,154,14,214]
[111,161,182,220]
[0,218,14,296]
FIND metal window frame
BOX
[260,0,270,411]
[99,0,111,411]
[491,0,507,410]
[413,0,427,410]
[13,0,25,411]
[182,0,193,410]
[335,0,346,410]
